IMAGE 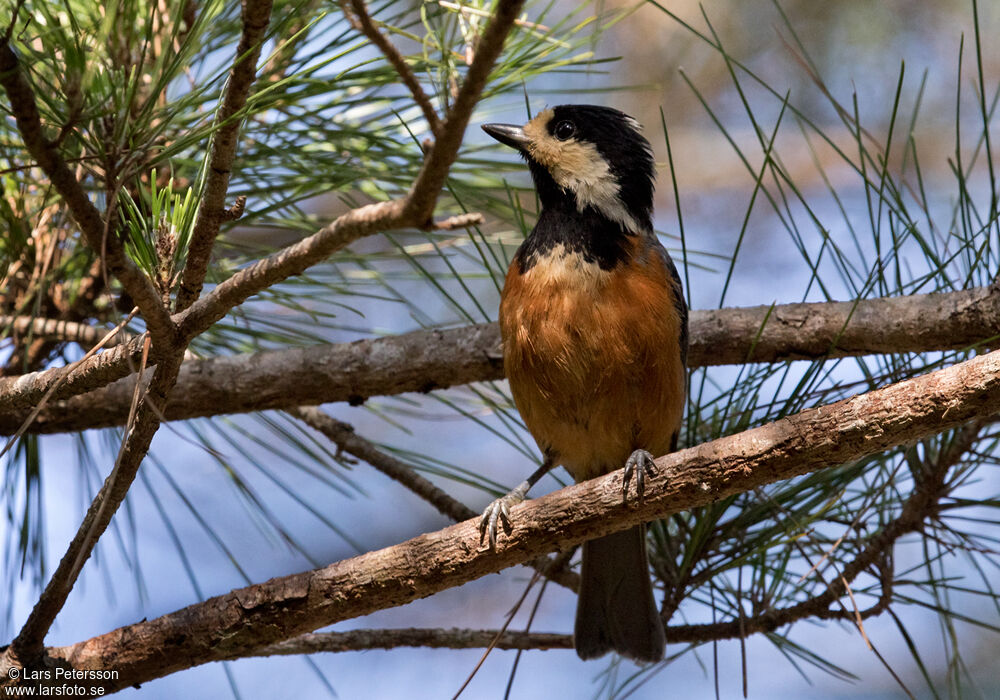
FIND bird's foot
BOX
[623,449,656,505]
[479,484,528,549]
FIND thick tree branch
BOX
[0,335,147,413]
[693,281,1000,363]
[0,41,175,347]
[15,346,999,692]
[174,0,275,312]
[342,0,442,137]
[5,285,1000,434]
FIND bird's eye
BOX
[554,120,576,141]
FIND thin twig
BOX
[175,0,275,311]
[434,212,484,230]
[9,350,185,661]
[174,2,525,336]
[63,334,152,588]
[342,0,442,137]
[453,570,541,700]
[403,0,527,227]
[289,407,474,522]
[261,0,321,81]
[288,406,580,592]
[0,309,139,461]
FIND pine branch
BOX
[11,346,998,692]
[4,284,999,435]
[0,0,528,672]
[173,0,524,337]
[667,420,982,644]
[289,407,480,522]
[402,0,526,227]
[0,41,176,348]
[174,0,275,312]
[243,439,955,657]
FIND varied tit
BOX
[480,105,688,663]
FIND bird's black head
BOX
[483,105,655,233]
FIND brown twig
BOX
[434,212,485,230]
[288,406,580,591]
[260,0,321,82]
[342,0,443,138]
[289,407,476,522]
[174,0,275,312]
[176,198,409,338]
[21,346,1000,692]
[243,583,893,655]
[173,2,524,337]
[0,309,139,462]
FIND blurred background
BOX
[3,0,1000,698]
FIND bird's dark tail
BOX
[574,523,665,663]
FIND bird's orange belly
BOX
[500,247,685,481]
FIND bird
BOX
[479,105,688,664]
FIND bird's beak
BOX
[482,123,530,151]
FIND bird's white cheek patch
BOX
[523,111,641,232]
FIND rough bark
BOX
[175,0,277,311]
[5,285,999,434]
[18,346,999,694]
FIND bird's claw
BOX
[623,449,656,504]
[479,490,526,549]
